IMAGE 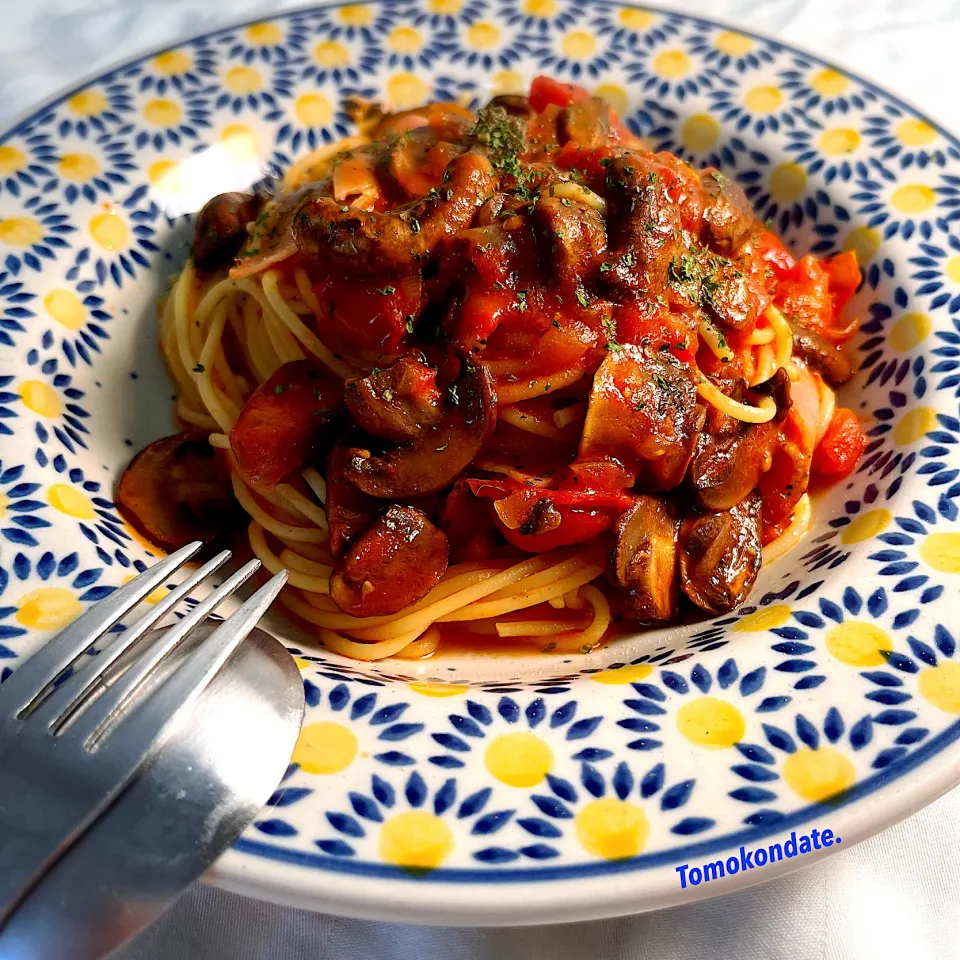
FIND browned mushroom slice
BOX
[702,259,765,330]
[579,343,702,491]
[679,494,763,614]
[557,97,611,149]
[116,432,240,552]
[325,445,379,558]
[602,153,681,296]
[294,151,495,275]
[330,505,450,617]
[344,362,496,498]
[487,94,535,119]
[691,414,777,512]
[193,191,265,270]
[345,353,444,444]
[530,196,606,293]
[609,496,680,622]
[699,169,755,255]
[790,321,853,385]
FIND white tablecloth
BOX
[3,0,959,956]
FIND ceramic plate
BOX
[3,0,960,926]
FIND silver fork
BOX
[0,542,288,928]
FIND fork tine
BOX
[0,541,203,719]
[74,570,288,761]
[29,550,233,729]
[62,559,264,745]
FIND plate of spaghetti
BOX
[4,0,960,925]
[119,79,863,663]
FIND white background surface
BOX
[2,0,959,957]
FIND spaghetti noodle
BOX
[116,76,867,661]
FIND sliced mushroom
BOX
[330,505,450,617]
[116,432,240,552]
[345,352,444,444]
[699,168,755,255]
[325,445,379,558]
[294,151,495,275]
[530,195,606,293]
[679,494,762,614]
[487,94,535,119]
[344,362,496,498]
[702,259,765,330]
[193,191,265,271]
[690,414,777,512]
[557,97,611,149]
[609,496,680,622]
[602,153,681,296]
[790,321,853,385]
[579,343,702,491]
[230,360,344,490]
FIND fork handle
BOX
[0,745,128,928]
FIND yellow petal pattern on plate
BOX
[224,66,263,94]
[819,128,860,156]
[920,533,960,573]
[484,732,553,787]
[68,90,107,116]
[890,184,936,214]
[733,604,792,632]
[810,68,849,95]
[893,406,936,446]
[825,621,892,667]
[292,722,359,775]
[16,587,81,630]
[467,22,501,50]
[0,218,43,247]
[840,509,892,544]
[590,663,653,684]
[769,162,806,204]
[246,22,283,45]
[313,41,350,67]
[744,85,782,114]
[919,662,960,713]
[380,811,454,868]
[652,50,689,78]
[682,114,720,153]
[714,31,753,55]
[89,210,129,251]
[48,484,95,519]
[153,51,191,75]
[844,225,881,263]
[0,145,26,175]
[783,747,855,803]
[677,698,745,749]
[143,99,182,127]
[19,380,61,418]
[890,312,932,351]
[575,798,649,859]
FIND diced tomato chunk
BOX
[469,476,631,553]
[776,254,832,334]
[812,407,867,481]
[230,361,344,489]
[747,229,796,284]
[313,274,424,353]
[494,505,613,552]
[821,250,861,315]
[529,75,590,112]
